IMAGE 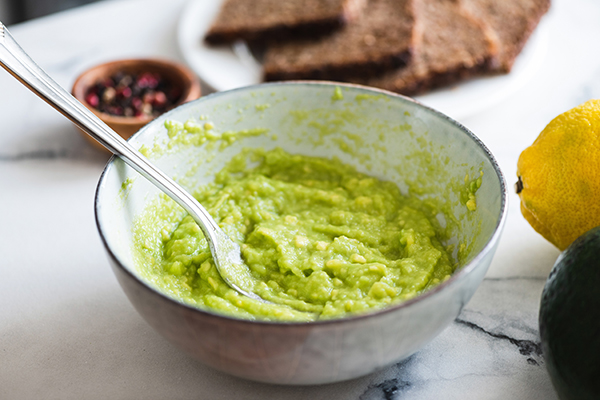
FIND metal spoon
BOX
[0,21,265,302]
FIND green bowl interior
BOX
[97,83,505,304]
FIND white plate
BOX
[177,0,549,120]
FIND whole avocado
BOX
[539,226,600,400]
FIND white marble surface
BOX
[1,0,599,398]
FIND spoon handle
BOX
[0,22,221,244]
[0,22,271,304]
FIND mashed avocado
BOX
[133,148,456,322]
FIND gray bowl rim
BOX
[94,81,508,327]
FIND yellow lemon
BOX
[516,99,600,250]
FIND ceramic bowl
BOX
[72,58,201,150]
[95,82,507,385]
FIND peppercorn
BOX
[85,71,181,118]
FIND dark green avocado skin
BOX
[539,226,600,400]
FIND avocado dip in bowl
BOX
[95,82,507,385]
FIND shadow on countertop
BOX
[1,0,104,25]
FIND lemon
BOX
[516,99,600,250]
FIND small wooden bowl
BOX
[72,58,201,151]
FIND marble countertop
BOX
[1,0,599,398]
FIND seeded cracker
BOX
[463,0,551,72]
[262,0,417,82]
[356,0,499,96]
[205,0,366,45]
